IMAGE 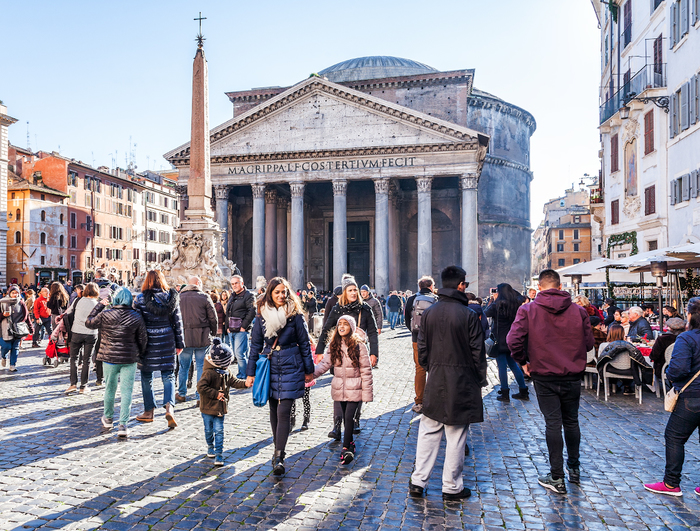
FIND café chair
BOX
[597,349,643,405]
[584,348,599,389]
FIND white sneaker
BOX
[101,416,113,429]
[9,366,17,372]
[206,449,216,458]
[117,424,129,438]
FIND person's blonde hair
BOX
[573,295,590,307]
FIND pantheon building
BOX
[165,56,535,296]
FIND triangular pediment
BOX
[165,76,486,164]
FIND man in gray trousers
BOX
[409,265,487,500]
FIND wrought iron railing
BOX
[599,63,666,124]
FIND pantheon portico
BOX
[166,57,536,296]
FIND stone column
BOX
[214,185,229,257]
[332,179,348,287]
[276,196,288,279]
[290,182,305,290]
[388,181,400,291]
[460,174,479,294]
[416,177,433,278]
[251,183,266,282]
[264,188,278,279]
[374,179,390,297]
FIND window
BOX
[41,194,46,201]
[574,243,580,252]
[95,224,101,237]
[59,256,64,266]
[159,231,170,244]
[14,231,21,244]
[611,199,620,224]
[573,258,581,265]
[644,111,654,154]
[106,248,112,260]
[557,243,565,252]
[558,230,564,240]
[15,208,20,221]
[68,171,78,187]
[70,212,76,229]
[160,213,169,224]
[147,210,157,222]
[558,259,566,267]
[573,229,580,240]
[70,256,76,269]
[41,210,46,222]
[86,237,90,247]
[70,235,77,248]
[653,35,663,78]
[59,235,64,247]
[111,226,123,240]
[96,248,103,258]
[622,0,632,48]
[146,251,157,262]
[652,0,663,12]
[11,192,14,199]
[41,256,45,265]
[86,257,91,269]
[148,230,157,241]
[645,185,656,214]
[648,240,659,251]
[573,215,581,224]
[40,233,46,244]
[611,134,619,172]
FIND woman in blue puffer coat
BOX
[133,270,185,428]
[246,277,314,476]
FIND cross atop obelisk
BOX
[185,12,213,221]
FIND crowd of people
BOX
[3,264,700,500]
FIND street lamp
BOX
[619,92,670,120]
[651,260,668,330]
[563,271,591,295]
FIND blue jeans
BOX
[229,331,249,379]
[141,369,175,411]
[202,413,225,460]
[103,362,137,426]
[388,311,399,329]
[497,353,527,391]
[33,317,51,344]
[0,337,20,366]
[178,347,208,399]
[664,395,700,487]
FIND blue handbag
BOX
[252,337,276,407]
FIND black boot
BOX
[512,387,529,400]
[353,405,362,433]
[497,389,510,402]
[301,415,310,431]
[328,418,342,440]
[272,450,285,475]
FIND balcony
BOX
[590,187,604,204]
[599,63,666,124]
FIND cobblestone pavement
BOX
[1,328,700,530]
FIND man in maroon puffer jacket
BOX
[507,269,594,495]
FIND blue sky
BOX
[2,0,601,226]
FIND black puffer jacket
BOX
[224,289,256,333]
[317,300,379,359]
[86,303,148,364]
[133,289,185,372]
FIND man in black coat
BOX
[409,266,486,501]
[225,275,256,379]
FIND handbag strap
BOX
[679,367,700,393]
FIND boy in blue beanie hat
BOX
[197,338,247,466]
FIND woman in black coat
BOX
[484,283,528,402]
[0,284,34,371]
[86,288,148,438]
[316,274,379,438]
[133,271,185,428]
[246,277,314,476]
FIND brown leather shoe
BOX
[136,410,154,423]
[175,393,186,403]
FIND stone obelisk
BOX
[158,27,234,290]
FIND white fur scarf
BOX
[260,301,295,339]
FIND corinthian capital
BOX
[415,177,433,194]
[332,179,348,196]
[374,178,390,195]
[265,188,277,204]
[214,185,229,199]
[459,174,479,191]
[290,181,305,198]
[251,183,266,199]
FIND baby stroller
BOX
[43,318,70,367]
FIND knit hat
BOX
[7,284,21,297]
[208,338,233,369]
[360,284,370,292]
[666,317,687,331]
[338,315,357,335]
[333,285,342,296]
[341,274,358,292]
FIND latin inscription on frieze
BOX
[227,157,417,176]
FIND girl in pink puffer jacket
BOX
[313,315,373,465]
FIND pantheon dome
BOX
[170,55,536,295]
